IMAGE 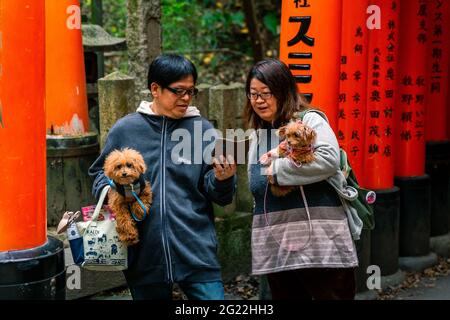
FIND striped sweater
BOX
[248,112,358,275]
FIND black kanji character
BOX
[370,110,380,119]
[352,109,361,118]
[351,146,360,157]
[385,126,393,137]
[400,130,412,141]
[401,112,413,123]
[383,145,392,157]
[369,144,379,154]
[294,0,311,8]
[288,16,315,47]
[384,107,393,118]
[369,125,380,137]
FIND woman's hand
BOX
[259,148,278,166]
[213,155,237,181]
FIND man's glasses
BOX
[165,86,199,98]
[247,92,273,100]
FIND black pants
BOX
[266,268,356,300]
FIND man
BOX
[89,54,237,300]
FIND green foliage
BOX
[162,0,248,53]
[82,0,281,83]
[83,0,127,38]
[161,0,255,83]
[263,11,279,35]
[101,0,127,38]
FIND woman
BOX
[89,54,237,300]
[244,58,358,300]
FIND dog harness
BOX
[107,175,148,222]
[109,175,146,198]
[286,143,315,168]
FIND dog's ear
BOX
[134,156,147,174]
[277,126,287,139]
[126,149,147,174]
[299,125,317,144]
[104,150,122,177]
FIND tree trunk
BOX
[242,0,265,63]
[126,0,162,101]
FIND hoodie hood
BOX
[137,101,201,118]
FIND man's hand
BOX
[212,155,237,181]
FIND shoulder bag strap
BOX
[83,185,111,236]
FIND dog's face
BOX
[104,148,147,185]
[278,120,316,149]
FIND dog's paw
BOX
[270,185,293,197]
[130,201,148,220]
[116,222,139,246]
[118,232,139,246]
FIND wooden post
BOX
[192,83,211,119]
[98,72,136,149]
[209,84,239,133]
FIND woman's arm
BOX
[270,112,340,186]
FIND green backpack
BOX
[297,109,376,230]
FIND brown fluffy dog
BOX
[260,120,317,197]
[104,148,152,246]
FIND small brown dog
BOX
[260,119,317,197]
[104,148,152,246]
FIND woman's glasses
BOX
[247,92,273,100]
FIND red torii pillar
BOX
[0,0,65,299]
[426,0,450,142]
[338,0,371,293]
[279,0,343,132]
[365,0,401,279]
[338,0,369,188]
[394,0,436,270]
[425,0,450,238]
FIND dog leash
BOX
[108,178,148,222]
[263,182,312,252]
[128,187,148,222]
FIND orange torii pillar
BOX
[45,0,99,226]
[425,0,450,239]
[0,0,65,299]
[394,0,436,271]
[279,0,343,132]
[338,0,371,293]
[365,0,402,280]
[46,0,89,134]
